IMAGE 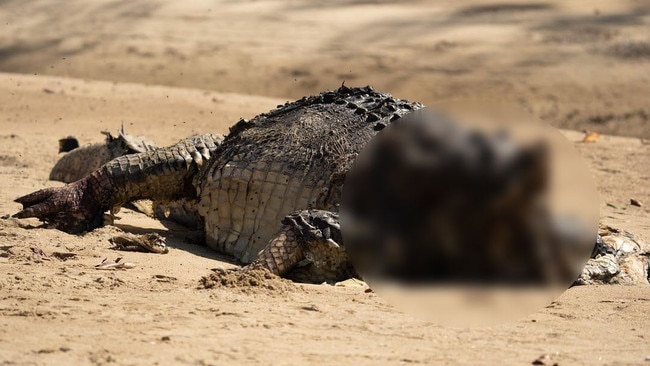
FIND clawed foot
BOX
[13,178,106,234]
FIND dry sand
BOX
[1,0,649,138]
[0,0,649,365]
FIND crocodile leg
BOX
[245,210,357,284]
[248,210,641,285]
[14,134,221,234]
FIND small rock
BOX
[630,198,642,207]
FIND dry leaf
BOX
[581,130,600,143]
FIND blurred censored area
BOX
[341,107,599,326]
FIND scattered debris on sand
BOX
[109,232,168,254]
[95,257,136,270]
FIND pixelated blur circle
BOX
[341,105,599,327]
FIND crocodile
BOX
[49,129,211,229]
[12,86,650,285]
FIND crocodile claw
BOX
[13,178,105,234]
[13,187,61,218]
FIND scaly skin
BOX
[50,130,219,229]
[196,86,421,263]
[247,210,357,283]
[106,133,219,205]
[15,133,220,233]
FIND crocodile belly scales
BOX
[196,86,422,263]
[200,158,328,263]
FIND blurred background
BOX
[0,0,648,137]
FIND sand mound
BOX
[200,268,296,294]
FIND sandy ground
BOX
[0,0,649,365]
[1,0,649,138]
